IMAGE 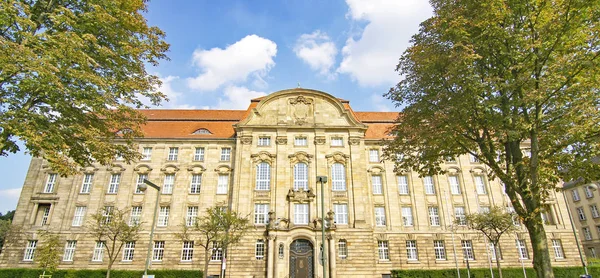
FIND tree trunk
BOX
[106,260,113,278]
[525,219,554,278]
[494,243,503,278]
[204,249,210,278]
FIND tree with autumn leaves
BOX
[386,1,600,277]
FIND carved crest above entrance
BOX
[287,188,315,203]
[288,96,314,126]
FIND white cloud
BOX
[338,0,432,87]
[294,30,338,78]
[0,188,21,213]
[370,93,393,112]
[149,75,197,109]
[187,35,277,91]
[215,86,267,110]
[0,188,21,199]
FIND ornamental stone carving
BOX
[133,164,153,174]
[251,151,276,163]
[314,136,326,145]
[326,152,349,164]
[287,188,315,203]
[288,96,314,125]
[276,136,288,145]
[160,164,180,174]
[288,151,313,164]
[187,164,206,174]
[240,136,252,145]
[348,137,361,146]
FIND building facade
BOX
[0,89,584,277]
[564,182,600,260]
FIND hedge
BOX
[0,269,202,278]
[392,266,600,278]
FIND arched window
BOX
[255,239,265,260]
[331,163,346,191]
[192,128,212,135]
[294,163,308,190]
[256,162,270,190]
[338,239,348,259]
[278,243,284,259]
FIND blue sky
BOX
[0,0,432,214]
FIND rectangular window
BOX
[334,204,348,225]
[194,147,205,161]
[122,241,135,261]
[406,240,418,260]
[369,149,380,162]
[129,206,142,226]
[80,174,93,194]
[541,205,555,225]
[552,239,564,259]
[72,206,86,227]
[516,239,528,259]
[402,207,413,226]
[449,176,461,195]
[475,176,487,194]
[455,206,466,226]
[23,240,37,261]
[211,242,222,261]
[331,163,346,191]
[92,241,105,262]
[254,204,269,225]
[217,174,228,194]
[375,206,386,227]
[424,176,435,195]
[294,204,309,225]
[135,174,147,194]
[577,207,587,221]
[40,206,51,226]
[433,240,446,260]
[44,174,57,193]
[181,241,194,261]
[572,189,581,201]
[590,247,597,258]
[470,154,480,163]
[163,174,174,194]
[584,227,593,240]
[489,243,502,261]
[331,137,343,147]
[397,175,409,195]
[102,206,113,224]
[190,174,202,194]
[107,174,120,194]
[168,147,178,161]
[258,137,271,146]
[378,240,389,260]
[591,205,600,218]
[338,240,348,259]
[429,206,440,226]
[220,148,231,161]
[158,206,169,227]
[255,240,265,260]
[142,147,152,160]
[63,240,77,261]
[295,137,307,146]
[462,240,475,260]
[294,163,308,190]
[256,162,271,190]
[372,175,383,195]
[186,206,198,227]
[585,186,594,198]
[152,241,165,261]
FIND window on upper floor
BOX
[294,204,309,225]
[194,147,205,161]
[369,149,379,162]
[372,175,383,195]
[167,147,178,161]
[449,175,461,195]
[135,174,147,194]
[375,206,386,226]
[423,176,435,195]
[80,173,93,194]
[254,204,269,225]
[294,163,308,191]
[142,147,152,160]
[217,174,228,194]
[190,174,202,194]
[258,137,271,146]
[295,137,307,146]
[331,163,346,191]
[475,176,487,194]
[334,204,348,225]
[256,162,271,191]
[330,137,343,147]
[44,173,57,193]
[397,175,409,195]
[107,174,120,194]
[221,148,231,161]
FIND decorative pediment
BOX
[276,136,288,145]
[433,233,445,240]
[251,151,276,163]
[287,188,315,203]
[446,166,461,174]
[367,166,385,174]
[289,96,314,125]
[314,136,326,145]
[80,166,99,174]
[187,164,206,174]
[288,151,313,164]
[405,233,415,240]
[134,164,153,174]
[107,164,126,174]
[375,233,388,241]
[214,165,233,174]
[326,152,349,165]
[469,167,486,174]
[160,164,179,174]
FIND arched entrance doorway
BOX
[289,239,314,278]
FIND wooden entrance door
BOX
[289,239,314,278]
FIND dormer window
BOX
[192,128,212,135]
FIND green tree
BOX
[214,207,250,278]
[87,207,140,278]
[464,206,517,278]
[0,0,170,175]
[385,1,600,277]
[0,219,21,255]
[36,231,61,275]
[0,210,15,221]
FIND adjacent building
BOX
[564,181,600,260]
[0,89,584,277]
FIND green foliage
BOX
[0,268,202,278]
[392,267,598,278]
[0,219,22,254]
[36,231,61,273]
[0,210,15,221]
[0,0,170,175]
[385,0,600,277]
[465,206,516,244]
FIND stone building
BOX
[0,89,584,277]
[564,181,600,260]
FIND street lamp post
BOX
[317,176,328,278]
[562,177,598,277]
[138,179,161,278]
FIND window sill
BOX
[120,261,133,264]
[79,193,90,195]
[106,193,117,195]
[406,260,420,264]
[61,261,74,265]
[193,160,205,162]
[180,260,193,264]
[89,261,104,264]
[378,260,391,264]
[435,260,447,264]
[20,261,34,264]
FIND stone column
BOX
[267,235,275,278]
[328,235,337,278]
